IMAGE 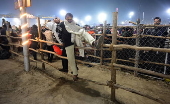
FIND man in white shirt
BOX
[45,19,62,44]
[42,26,55,62]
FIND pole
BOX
[142,12,144,22]
[134,18,140,76]
[37,17,45,69]
[100,21,106,65]
[110,12,118,102]
[20,6,30,71]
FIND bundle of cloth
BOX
[64,20,95,57]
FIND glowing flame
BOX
[21,23,28,29]
[22,33,28,37]
[20,13,27,18]
[22,40,29,45]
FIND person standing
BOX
[140,17,168,73]
[59,13,103,81]
[55,17,69,73]
[29,25,38,60]
[45,19,62,44]
[42,26,55,62]
[0,25,9,51]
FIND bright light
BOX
[167,8,170,14]
[22,33,28,37]
[19,7,23,10]
[121,21,125,24]
[13,18,21,27]
[129,12,134,16]
[80,21,85,26]
[21,23,28,29]
[60,10,67,16]
[22,40,29,45]
[40,19,45,26]
[20,13,27,18]
[98,12,107,23]
[85,15,91,22]
[73,17,79,23]
[129,12,134,18]
[13,18,20,23]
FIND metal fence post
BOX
[20,7,30,71]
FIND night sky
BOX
[0,0,170,25]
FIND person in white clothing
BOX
[42,26,55,62]
[45,19,62,44]
[59,13,104,81]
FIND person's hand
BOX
[60,43,63,46]
[35,37,39,40]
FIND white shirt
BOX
[46,21,62,43]
[43,30,54,46]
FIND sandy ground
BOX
[0,57,170,104]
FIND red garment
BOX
[53,45,62,55]
[87,30,95,34]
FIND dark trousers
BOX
[47,45,54,62]
[62,47,68,70]
[0,44,10,51]
[140,51,165,73]
[30,41,38,60]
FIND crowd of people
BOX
[44,13,104,81]
[0,15,170,80]
[0,13,104,81]
[117,17,170,74]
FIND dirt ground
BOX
[0,57,170,104]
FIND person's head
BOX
[53,17,60,24]
[154,17,161,25]
[41,26,45,29]
[106,28,110,30]
[32,24,37,28]
[86,26,90,30]
[31,25,38,31]
[65,13,73,23]
[47,20,51,22]
[121,27,126,31]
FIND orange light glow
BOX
[22,33,28,37]
[20,13,27,18]
[19,7,22,10]
[22,40,29,45]
[21,23,28,29]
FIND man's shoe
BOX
[48,59,53,63]
[59,69,68,73]
[73,75,78,81]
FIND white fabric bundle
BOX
[64,20,95,44]
[64,20,85,57]
[64,20,95,57]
